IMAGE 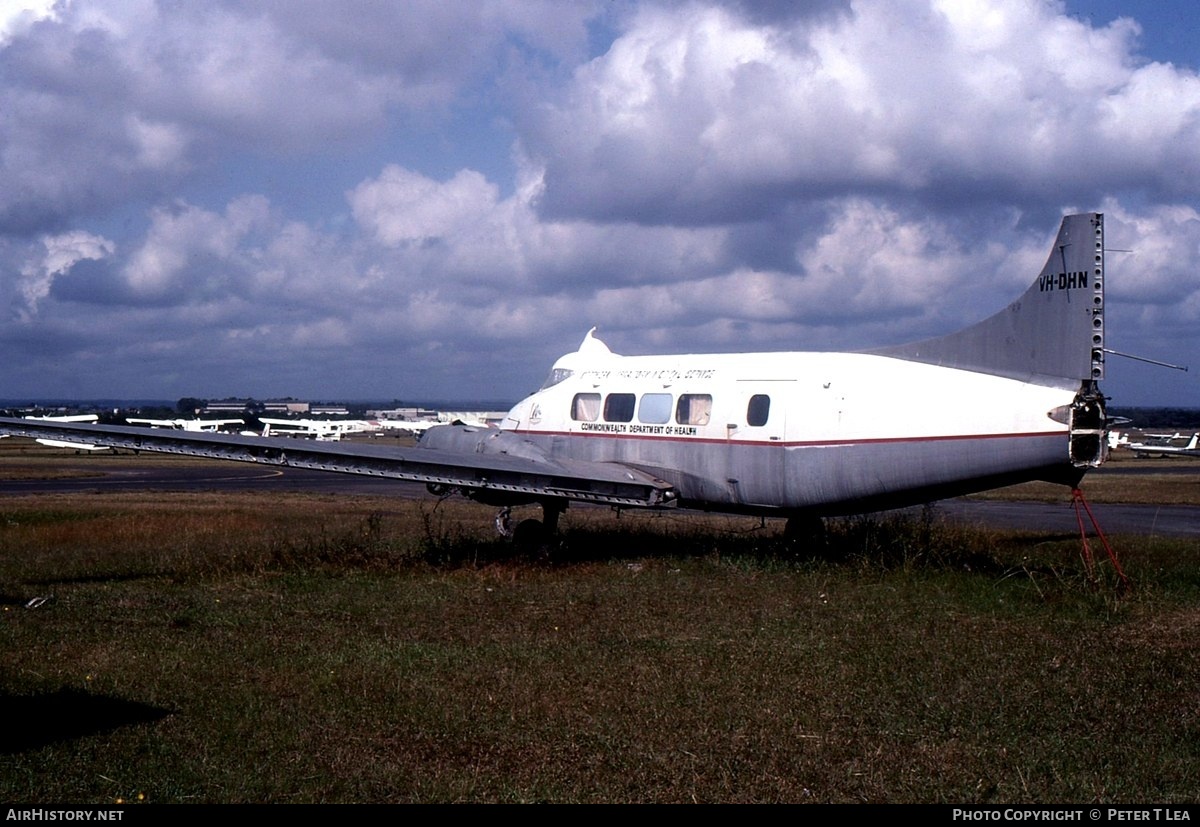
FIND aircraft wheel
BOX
[783,515,831,558]
[784,515,826,543]
[512,518,550,556]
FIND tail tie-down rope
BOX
[1071,488,1131,593]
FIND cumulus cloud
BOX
[523,0,1200,223]
[260,0,597,96]
[1096,199,1200,374]
[0,0,59,44]
[540,198,1053,354]
[0,1,597,235]
[15,230,115,321]
[121,196,273,300]
[350,166,501,247]
[1101,200,1200,305]
[348,162,729,298]
[2,0,1200,405]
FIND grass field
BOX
[970,447,1200,506]
[1,441,1198,803]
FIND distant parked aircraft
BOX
[258,418,373,441]
[376,412,492,434]
[1122,432,1200,458]
[23,414,108,451]
[127,418,244,432]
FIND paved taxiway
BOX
[0,458,1195,538]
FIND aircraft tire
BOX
[783,515,833,559]
[512,518,550,556]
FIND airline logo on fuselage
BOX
[1039,271,1089,292]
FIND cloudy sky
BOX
[2,0,1199,407]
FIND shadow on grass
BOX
[0,689,171,754]
[420,506,1020,574]
[1000,532,1084,544]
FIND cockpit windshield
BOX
[540,367,573,390]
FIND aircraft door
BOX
[724,389,787,507]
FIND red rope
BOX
[1071,488,1131,592]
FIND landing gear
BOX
[512,518,550,553]
[783,514,830,558]
[495,507,515,538]
[494,500,566,555]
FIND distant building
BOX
[370,407,439,421]
[263,401,310,415]
[204,400,254,414]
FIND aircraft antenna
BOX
[1102,348,1188,372]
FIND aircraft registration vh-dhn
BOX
[0,212,1109,546]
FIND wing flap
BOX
[0,418,676,509]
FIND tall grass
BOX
[1,492,1196,803]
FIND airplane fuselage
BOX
[497,348,1087,516]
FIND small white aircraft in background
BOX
[375,413,493,434]
[19,414,109,451]
[0,213,1113,545]
[126,417,244,432]
[258,418,373,441]
[1121,432,1200,458]
[32,440,111,452]
[374,419,440,434]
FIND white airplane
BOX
[20,414,110,451]
[376,413,492,434]
[375,419,441,434]
[33,440,110,452]
[1122,432,1200,459]
[258,418,373,441]
[24,414,98,423]
[126,417,244,432]
[0,213,1110,545]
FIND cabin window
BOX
[747,394,770,427]
[638,393,672,424]
[604,393,636,423]
[676,394,712,426]
[571,393,600,422]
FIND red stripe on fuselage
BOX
[510,429,1065,448]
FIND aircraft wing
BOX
[0,417,676,509]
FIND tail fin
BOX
[869,213,1105,392]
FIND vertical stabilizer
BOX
[869,213,1105,391]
